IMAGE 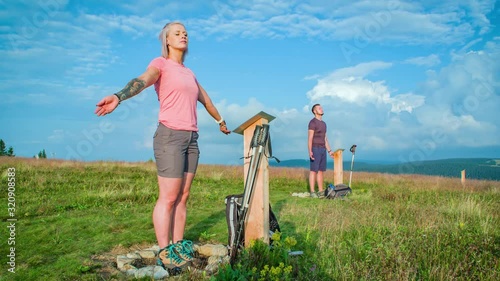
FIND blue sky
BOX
[1,0,499,165]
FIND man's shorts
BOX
[153,123,200,178]
[310,146,327,172]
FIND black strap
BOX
[239,125,280,163]
[265,134,280,163]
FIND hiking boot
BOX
[317,191,325,198]
[157,244,190,270]
[174,239,195,261]
[310,192,319,198]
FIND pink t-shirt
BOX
[148,57,199,131]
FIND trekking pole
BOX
[230,125,269,265]
[230,125,262,263]
[230,125,270,265]
[241,126,264,213]
[348,144,357,188]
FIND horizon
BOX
[8,154,499,166]
[2,1,499,165]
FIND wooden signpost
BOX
[333,149,344,185]
[233,111,275,246]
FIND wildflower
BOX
[271,231,281,242]
[284,236,297,248]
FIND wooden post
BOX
[333,149,344,185]
[234,111,275,246]
[461,169,466,185]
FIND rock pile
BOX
[114,243,230,279]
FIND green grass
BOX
[0,157,499,280]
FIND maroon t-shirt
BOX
[308,118,327,148]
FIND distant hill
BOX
[271,158,500,181]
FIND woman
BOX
[95,22,231,270]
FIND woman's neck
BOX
[168,50,184,65]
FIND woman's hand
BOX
[95,95,120,116]
[219,121,231,135]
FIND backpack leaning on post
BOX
[225,194,280,252]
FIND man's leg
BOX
[317,147,327,193]
[309,171,317,193]
[317,170,324,193]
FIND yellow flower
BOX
[284,236,297,247]
[271,231,281,242]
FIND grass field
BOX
[0,157,499,280]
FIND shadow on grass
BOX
[272,198,332,280]
[185,207,227,242]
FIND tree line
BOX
[0,139,48,159]
[0,139,15,157]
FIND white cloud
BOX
[1,1,494,97]
[185,0,493,44]
[329,61,393,79]
[389,93,426,113]
[306,61,425,114]
[301,38,499,155]
[48,129,69,143]
[412,39,500,147]
[404,54,441,67]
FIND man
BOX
[308,104,334,198]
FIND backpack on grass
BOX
[324,183,352,199]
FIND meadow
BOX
[0,157,499,280]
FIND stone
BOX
[207,255,223,265]
[112,243,229,278]
[121,264,137,271]
[205,262,219,274]
[196,244,228,257]
[125,268,137,276]
[134,266,155,279]
[145,245,160,254]
[153,266,169,279]
[138,250,156,259]
[126,252,141,259]
[134,265,169,279]
[292,192,310,198]
[116,255,137,271]
[205,255,226,274]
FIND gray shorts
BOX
[153,123,200,178]
[310,146,327,172]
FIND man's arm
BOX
[325,135,334,158]
[308,129,315,160]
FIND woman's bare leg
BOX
[153,176,183,248]
[171,172,195,242]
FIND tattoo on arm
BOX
[115,78,146,101]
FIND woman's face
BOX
[166,24,188,51]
